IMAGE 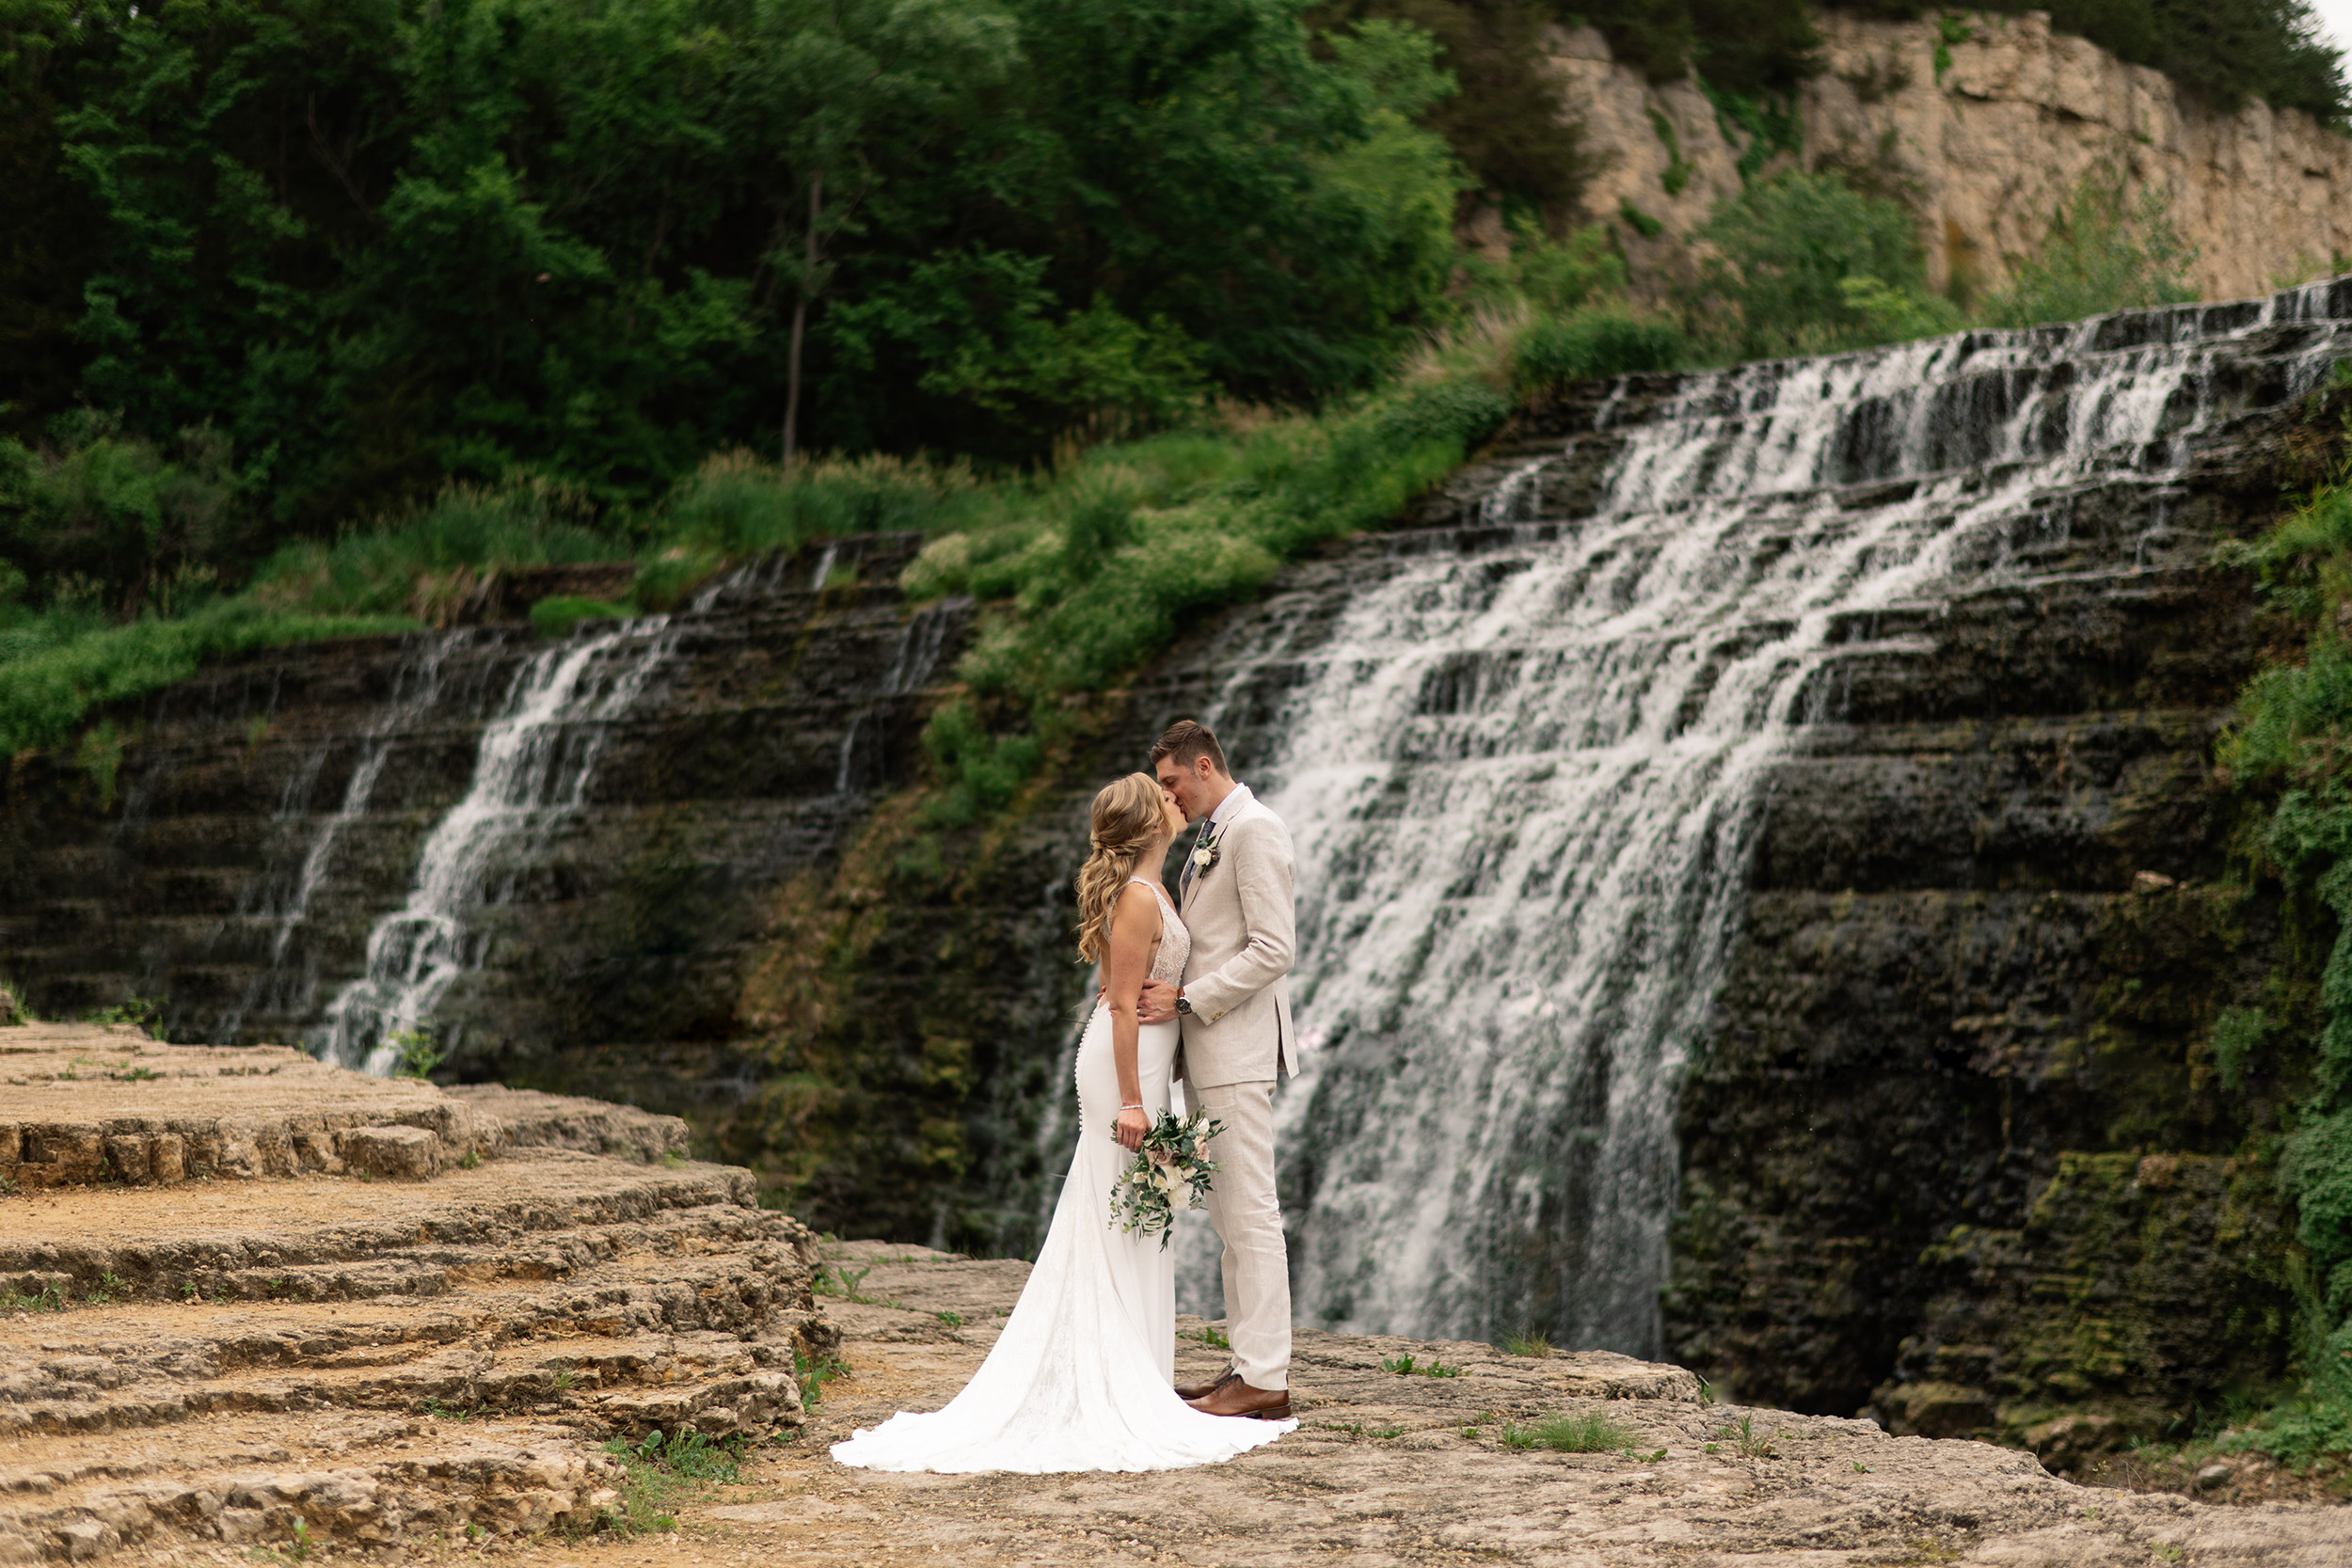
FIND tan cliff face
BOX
[1543,10,2352,305]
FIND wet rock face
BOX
[1661,405,2322,1425]
[0,536,961,1104]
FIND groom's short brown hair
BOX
[1151,719,1228,775]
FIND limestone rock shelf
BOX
[1,1026,686,1188]
[0,1040,829,1565]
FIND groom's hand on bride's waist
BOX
[1136,979,1181,1024]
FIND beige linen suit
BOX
[1177,784,1295,1391]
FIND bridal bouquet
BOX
[1108,1110,1224,1249]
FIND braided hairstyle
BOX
[1075,772,1168,964]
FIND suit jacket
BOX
[1178,786,1296,1088]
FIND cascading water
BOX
[1173,282,2352,1356]
[313,617,684,1072]
[212,639,455,1042]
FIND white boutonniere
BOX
[1191,832,1221,879]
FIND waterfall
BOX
[1173,283,2352,1356]
[213,638,454,1042]
[313,618,683,1072]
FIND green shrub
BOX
[660,452,979,559]
[247,480,627,619]
[2212,449,2352,1471]
[1692,169,1937,359]
[530,596,628,639]
[1977,169,2198,328]
[1515,309,1688,393]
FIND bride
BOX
[831,773,1295,1473]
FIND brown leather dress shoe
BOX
[1186,1377,1292,1420]
[1174,1368,1238,1402]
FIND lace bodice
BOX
[1129,877,1190,986]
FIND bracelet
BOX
[1120,1102,1144,1110]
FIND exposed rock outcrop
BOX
[1549,12,2352,302]
[0,1038,831,1565]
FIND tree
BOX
[732,0,1019,463]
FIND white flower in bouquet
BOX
[1109,1108,1226,1248]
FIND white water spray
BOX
[313,618,683,1072]
[1173,284,2352,1355]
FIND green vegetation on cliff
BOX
[2208,370,2352,1468]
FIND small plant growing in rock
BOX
[1505,1413,1635,1453]
[1502,1330,1554,1358]
[1381,1354,1419,1375]
[936,1310,963,1328]
[388,1026,442,1080]
[793,1347,850,1411]
[814,1262,874,1302]
[1192,1323,1231,1351]
[1422,1358,1462,1378]
[114,1065,160,1082]
[1717,1413,1779,1458]
[1370,1424,1406,1439]
[86,996,162,1030]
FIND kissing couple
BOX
[833,718,1299,1472]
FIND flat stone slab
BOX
[604,1241,2351,1568]
[0,1026,684,1187]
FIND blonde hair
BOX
[1076,773,1166,964]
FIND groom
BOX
[1137,719,1295,1422]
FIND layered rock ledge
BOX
[0,1035,827,1564]
[1,1026,685,1187]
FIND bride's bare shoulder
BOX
[1113,879,1165,931]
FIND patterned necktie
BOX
[1180,815,1215,894]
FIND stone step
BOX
[0,1031,686,1191]
[0,1415,624,1561]
[0,1125,835,1567]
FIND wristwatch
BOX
[1173,994,1192,1015]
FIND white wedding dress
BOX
[832,878,1295,1473]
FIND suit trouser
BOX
[1183,1076,1291,1391]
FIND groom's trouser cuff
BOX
[1185,1076,1291,1392]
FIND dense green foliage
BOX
[1692,168,1955,357]
[2212,401,2352,1467]
[0,0,1463,558]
